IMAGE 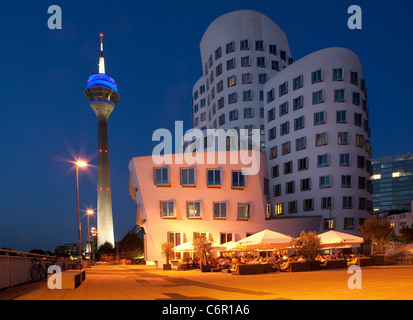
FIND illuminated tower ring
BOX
[84,34,120,247]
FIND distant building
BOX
[371,153,413,213]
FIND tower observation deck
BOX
[84,34,120,247]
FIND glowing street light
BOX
[75,160,88,268]
[86,209,94,262]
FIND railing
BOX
[0,249,73,290]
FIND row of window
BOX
[272,174,372,196]
[155,166,246,188]
[269,133,370,157]
[203,40,292,76]
[266,68,365,101]
[269,154,371,176]
[161,200,252,220]
[272,196,372,214]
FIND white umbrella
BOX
[173,240,226,252]
[318,230,364,247]
[318,230,364,253]
[233,229,294,258]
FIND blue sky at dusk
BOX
[1,0,412,252]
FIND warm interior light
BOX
[371,174,381,180]
[87,210,94,215]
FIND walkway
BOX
[4,264,413,300]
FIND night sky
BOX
[1,0,412,252]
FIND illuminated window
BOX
[371,174,381,180]
[275,203,284,215]
[392,172,402,178]
[238,203,251,219]
[187,201,201,218]
[161,201,175,218]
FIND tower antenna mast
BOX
[98,33,105,74]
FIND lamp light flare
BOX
[76,160,88,167]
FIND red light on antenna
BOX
[100,33,103,37]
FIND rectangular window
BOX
[358,176,366,189]
[268,127,276,140]
[273,184,281,197]
[318,154,329,167]
[228,92,237,104]
[271,165,279,178]
[288,201,297,213]
[298,157,308,171]
[323,218,334,230]
[293,75,303,90]
[216,80,223,93]
[283,161,293,175]
[267,89,275,103]
[242,73,252,84]
[258,73,267,84]
[280,121,289,136]
[357,155,365,169]
[275,203,284,215]
[229,109,238,121]
[226,41,235,54]
[312,69,323,83]
[215,47,222,60]
[338,132,349,145]
[220,232,233,244]
[238,203,251,219]
[241,56,250,67]
[218,114,225,126]
[269,44,277,55]
[255,40,264,51]
[181,167,196,185]
[226,58,235,70]
[279,102,289,116]
[243,91,252,102]
[322,197,333,209]
[232,171,246,188]
[187,201,201,218]
[316,132,328,147]
[271,60,279,71]
[294,116,304,131]
[334,89,345,102]
[303,199,314,211]
[343,196,353,209]
[300,178,311,191]
[344,217,354,230]
[296,137,306,152]
[214,202,227,219]
[336,110,347,123]
[279,82,288,96]
[227,75,236,87]
[333,68,344,81]
[341,175,352,188]
[155,166,170,186]
[356,134,364,147]
[240,39,250,50]
[207,168,222,186]
[267,107,275,121]
[314,111,326,125]
[340,153,351,166]
[280,50,286,61]
[350,71,358,85]
[359,197,367,210]
[281,141,291,155]
[257,57,266,67]
[353,92,361,105]
[161,200,175,218]
[286,181,295,194]
[293,96,303,110]
[270,146,277,159]
[320,175,331,188]
[313,90,324,104]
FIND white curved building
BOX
[264,47,372,234]
[192,10,293,150]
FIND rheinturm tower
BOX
[84,34,120,247]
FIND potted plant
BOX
[192,235,213,272]
[292,230,322,270]
[161,242,174,270]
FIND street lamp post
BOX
[86,209,94,265]
[75,160,87,269]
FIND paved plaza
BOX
[1,264,412,300]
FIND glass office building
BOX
[371,154,413,213]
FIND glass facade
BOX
[371,154,413,212]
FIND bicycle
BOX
[30,258,47,282]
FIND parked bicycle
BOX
[30,258,47,282]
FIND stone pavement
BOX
[5,264,413,300]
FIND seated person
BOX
[280,258,292,271]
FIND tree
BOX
[399,224,413,244]
[359,217,393,254]
[192,235,213,265]
[292,230,322,260]
[97,241,115,261]
[161,242,174,264]
[118,231,144,260]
